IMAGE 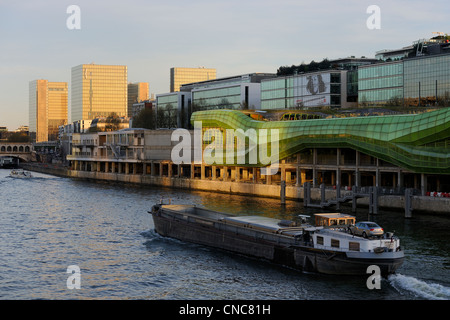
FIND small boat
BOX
[10,169,33,178]
[149,204,404,276]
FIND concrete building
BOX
[128,82,149,117]
[170,67,216,92]
[29,80,68,142]
[71,64,128,122]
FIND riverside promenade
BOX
[22,162,450,215]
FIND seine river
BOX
[0,168,449,301]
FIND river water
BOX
[0,168,449,301]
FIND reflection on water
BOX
[0,169,448,300]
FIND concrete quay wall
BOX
[23,163,450,214]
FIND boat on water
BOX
[149,204,404,276]
[9,169,33,178]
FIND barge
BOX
[149,204,404,276]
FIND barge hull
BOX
[152,210,403,276]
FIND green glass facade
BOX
[191,108,450,174]
[404,54,450,100]
[358,61,403,104]
[358,53,450,105]
[192,85,242,110]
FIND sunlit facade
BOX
[29,80,68,142]
[128,82,149,117]
[71,64,128,122]
[260,70,351,109]
[170,67,216,92]
[358,61,404,104]
[358,53,450,105]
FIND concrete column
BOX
[266,172,271,185]
[191,164,195,179]
[97,161,101,172]
[296,166,301,186]
[150,161,155,176]
[168,163,172,177]
[223,166,228,181]
[252,168,257,183]
[313,168,317,188]
[111,162,116,173]
[421,173,427,196]
[212,166,216,180]
[235,167,240,182]
[398,170,403,188]
[159,162,163,177]
[201,163,205,180]
[105,162,109,173]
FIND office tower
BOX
[29,80,68,142]
[170,67,216,92]
[71,64,128,122]
[128,82,149,117]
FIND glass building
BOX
[404,53,450,104]
[155,92,190,128]
[357,52,450,106]
[170,67,216,92]
[260,70,349,110]
[71,64,128,122]
[29,80,68,142]
[358,61,404,105]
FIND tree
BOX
[7,132,30,142]
[133,108,156,129]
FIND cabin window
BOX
[316,236,324,245]
[331,239,340,248]
[349,242,360,251]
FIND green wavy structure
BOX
[191,108,450,174]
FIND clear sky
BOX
[0,0,448,130]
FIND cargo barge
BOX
[149,204,404,276]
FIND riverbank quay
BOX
[22,162,450,215]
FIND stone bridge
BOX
[0,143,35,162]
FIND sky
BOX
[0,0,448,130]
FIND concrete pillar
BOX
[421,173,427,196]
[313,168,317,188]
[105,162,109,173]
[266,172,271,185]
[168,163,172,178]
[111,162,116,173]
[201,163,205,180]
[235,167,240,182]
[191,164,195,179]
[223,166,228,181]
[97,161,101,172]
[398,170,403,188]
[125,163,129,174]
[150,162,155,176]
[296,166,301,186]
[252,168,257,183]
[212,166,216,180]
